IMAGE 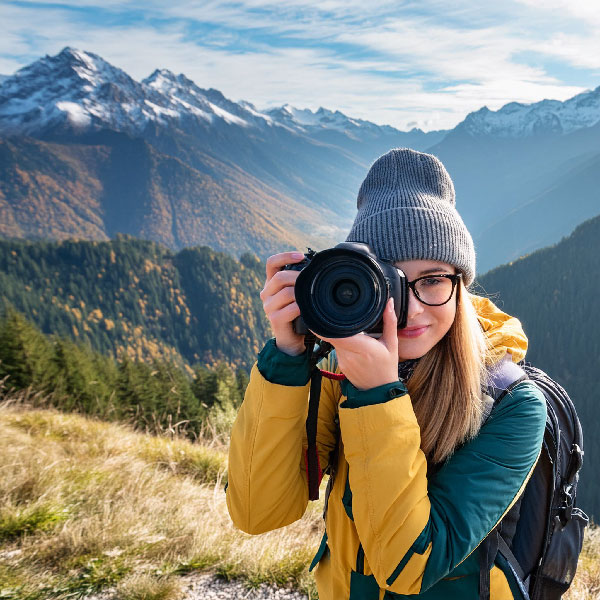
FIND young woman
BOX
[226,149,546,599]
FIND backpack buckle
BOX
[565,443,584,484]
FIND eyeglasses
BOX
[406,273,462,306]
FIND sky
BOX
[2,0,600,131]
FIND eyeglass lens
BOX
[413,277,455,305]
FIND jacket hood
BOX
[470,295,528,364]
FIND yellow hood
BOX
[470,294,528,364]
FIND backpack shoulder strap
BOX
[479,356,530,599]
[486,355,529,404]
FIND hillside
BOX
[477,214,600,521]
[0,400,323,599]
[0,236,270,370]
[0,133,325,257]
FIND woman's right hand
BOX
[260,251,307,356]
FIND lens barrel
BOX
[294,242,407,338]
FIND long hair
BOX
[407,282,490,464]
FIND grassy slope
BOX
[0,396,323,600]
[0,397,596,600]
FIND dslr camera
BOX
[284,242,408,338]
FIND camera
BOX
[283,242,408,338]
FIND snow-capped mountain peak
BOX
[459,86,600,137]
[264,103,391,135]
[0,47,424,141]
[0,47,264,135]
[0,47,155,134]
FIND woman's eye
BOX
[422,277,442,286]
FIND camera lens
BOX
[296,251,385,337]
[312,262,377,327]
[293,242,408,337]
[333,279,360,306]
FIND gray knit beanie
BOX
[346,148,476,285]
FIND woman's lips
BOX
[398,325,429,338]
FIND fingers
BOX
[269,301,301,330]
[382,297,399,352]
[262,285,296,315]
[260,269,299,302]
[265,251,305,281]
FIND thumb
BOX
[382,297,399,353]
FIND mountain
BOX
[474,148,600,268]
[0,133,322,256]
[457,87,600,138]
[430,94,600,272]
[1,47,600,271]
[0,47,442,258]
[477,214,600,521]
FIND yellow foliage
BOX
[88,308,103,322]
[104,319,115,331]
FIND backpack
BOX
[478,360,589,600]
[306,353,589,600]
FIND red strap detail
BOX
[304,448,323,485]
[319,369,346,381]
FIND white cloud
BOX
[2,1,599,130]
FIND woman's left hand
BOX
[318,297,399,391]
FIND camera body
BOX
[284,242,408,338]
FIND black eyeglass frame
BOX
[406,273,462,306]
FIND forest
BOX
[0,308,247,439]
[0,236,270,370]
[477,214,600,522]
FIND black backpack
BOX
[478,360,589,600]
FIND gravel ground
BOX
[86,573,309,600]
[179,574,309,599]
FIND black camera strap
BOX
[307,366,323,500]
[304,333,337,501]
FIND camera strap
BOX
[304,334,344,500]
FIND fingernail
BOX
[291,252,304,259]
[389,297,394,311]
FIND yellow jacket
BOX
[227,296,546,599]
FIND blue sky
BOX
[2,0,600,131]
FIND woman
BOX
[226,149,546,599]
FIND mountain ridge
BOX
[2,47,600,271]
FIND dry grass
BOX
[0,392,597,600]
[565,523,600,600]
[0,397,324,599]
[116,573,183,600]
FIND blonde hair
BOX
[407,282,490,464]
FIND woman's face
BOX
[394,259,458,362]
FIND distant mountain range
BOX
[0,47,443,259]
[1,47,600,270]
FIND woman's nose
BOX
[406,287,424,321]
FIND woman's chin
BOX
[397,337,433,362]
